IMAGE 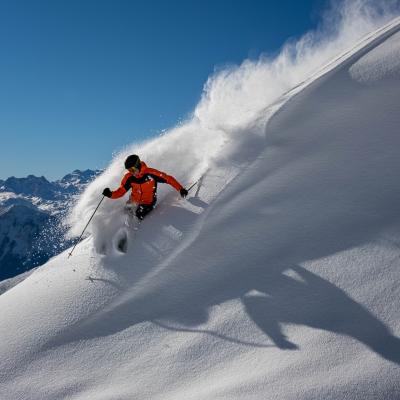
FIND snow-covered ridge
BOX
[1,6,400,400]
[1,169,100,204]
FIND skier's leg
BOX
[135,204,154,220]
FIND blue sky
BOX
[0,0,326,180]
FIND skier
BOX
[102,154,188,220]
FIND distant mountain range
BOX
[0,170,100,281]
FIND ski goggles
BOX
[128,165,140,174]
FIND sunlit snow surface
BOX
[1,7,400,400]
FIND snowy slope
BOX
[1,12,400,400]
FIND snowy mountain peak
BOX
[1,170,102,201]
[60,169,99,183]
[3,174,54,199]
[58,169,102,192]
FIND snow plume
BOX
[66,0,399,239]
[195,0,399,132]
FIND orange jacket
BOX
[111,161,183,205]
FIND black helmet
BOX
[125,154,141,170]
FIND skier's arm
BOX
[104,173,131,199]
[147,168,183,192]
[110,186,128,199]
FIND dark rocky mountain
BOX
[2,175,56,200]
[0,169,101,281]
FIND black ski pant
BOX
[135,199,156,220]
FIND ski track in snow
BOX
[1,11,400,400]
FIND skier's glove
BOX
[180,188,188,198]
[102,188,112,198]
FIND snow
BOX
[1,6,400,400]
[350,30,400,83]
[0,268,37,295]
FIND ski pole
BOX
[68,196,105,258]
[187,180,199,193]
